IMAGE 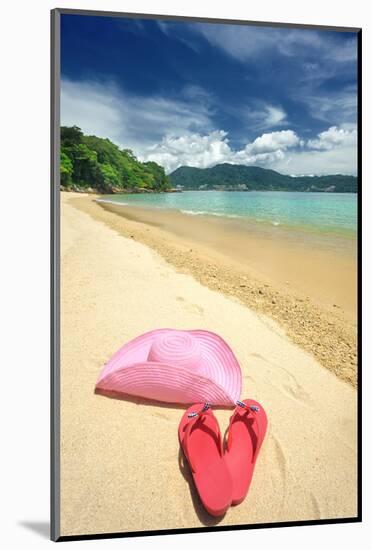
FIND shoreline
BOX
[95,197,357,302]
[95,196,357,243]
[60,192,357,535]
[62,187,358,195]
[68,193,357,387]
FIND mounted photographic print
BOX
[51,8,361,541]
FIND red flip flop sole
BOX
[224,399,267,505]
[179,404,233,516]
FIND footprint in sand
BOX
[270,433,287,486]
[275,364,311,404]
[250,352,266,360]
[151,411,172,422]
[282,379,311,403]
[263,433,288,507]
[176,296,204,316]
[309,492,321,518]
[249,352,311,406]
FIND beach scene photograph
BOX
[57,11,359,538]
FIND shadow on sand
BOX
[95,388,231,526]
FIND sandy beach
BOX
[60,192,357,537]
[71,195,357,387]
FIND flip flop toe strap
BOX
[227,401,261,459]
[183,404,222,473]
[187,402,211,418]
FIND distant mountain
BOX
[169,164,357,193]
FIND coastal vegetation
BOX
[60,126,170,193]
[169,164,358,193]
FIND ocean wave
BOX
[180,209,209,216]
[95,198,129,206]
[180,209,240,219]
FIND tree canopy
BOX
[60,126,170,193]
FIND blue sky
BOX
[61,14,358,175]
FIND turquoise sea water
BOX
[99,191,357,238]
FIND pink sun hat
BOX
[96,329,242,406]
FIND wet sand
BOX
[96,199,357,322]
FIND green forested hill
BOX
[60,126,170,193]
[169,164,357,193]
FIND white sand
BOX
[60,193,357,536]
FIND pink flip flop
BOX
[179,403,233,516]
[224,399,268,505]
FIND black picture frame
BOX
[51,8,362,542]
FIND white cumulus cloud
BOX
[307,124,357,151]
[142,126,356,176]
[141,129,301,173]
[142,131,231,173]
[245,129,300,154]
